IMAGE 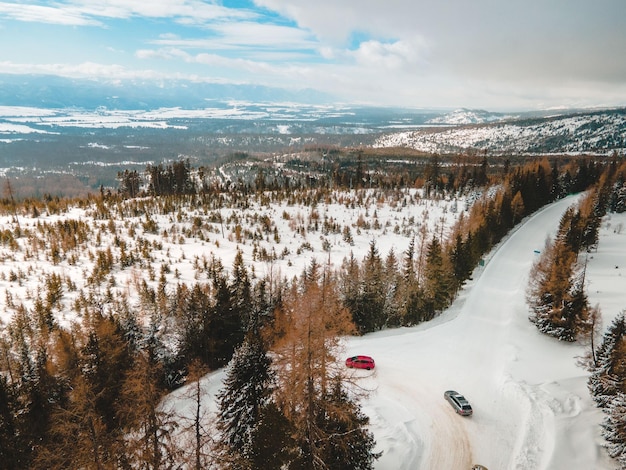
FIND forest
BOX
[0,153,625,469]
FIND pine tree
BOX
[563,267,591,340]
[314,378,381,470]
[177,275,243,372]
[216,323,276,468]
[423,237,454,318]
[20,345,67,467]
[601,391,626,466]
[231,248,253,331]
[448,232,472,289]
[382,248,400,326]
[177,283,212,367]
[0,375,21,467]
[339,252,361,329]
[589,313,626,408]
[247,401,295,469]
[396,237,423,326]
[357,240,387,333]
[211,271,244,368]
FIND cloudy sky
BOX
[0,0,625,110]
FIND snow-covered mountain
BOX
[425,108,514,125]
[0,73,332,109]
[376,108,626,155]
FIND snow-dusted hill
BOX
[167,197,626,470]
[0,183,624,468]
[0,188,465,327]
[375,108,626,155]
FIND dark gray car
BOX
[444,390,473,416]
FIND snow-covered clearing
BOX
[168,195,625,469]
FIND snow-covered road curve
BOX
[345,194,594,469]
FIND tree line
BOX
[525,158,626,343]
[525,158,626,466]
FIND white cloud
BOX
[0,2,101,25]
[1,0,625,109]
[148,21,317,53]
[0,60,163,80]
[0,0,252,25]
[75,0,253,22]
[349,37,429,71]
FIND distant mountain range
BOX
[0,73,333,109]
[0,73,624,197]
[376,108,626,155]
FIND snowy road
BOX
[345,194,602,470]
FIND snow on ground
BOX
[0,189,460,328]
[374,113,626,155]
[169,195,625,469]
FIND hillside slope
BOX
[375,108,626,155]
[168,196,625,469]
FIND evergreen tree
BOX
[177,276,243,372]
[589,313,626,408]
[247,401,295,469]
[382,248,401,327]
[423,237,454,318]
[558,269,591,342]
[211,271,245,368]
[339,252,361,329]
[177,283,212,367]
[610,181,626,213]
[601,391,626,467]
[19,345,67,468]
[357,240,387,333]
[216,324,277,468]
[558,206,583,254]
[448,233,472,289]
[396,237,423,325]
[0,375,21,467]
[231,248,253,331]
[314,378,380,470]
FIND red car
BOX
[345,355,375,370]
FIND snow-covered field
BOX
[167,195,625,469]
[0,189,462,327]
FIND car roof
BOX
[446,390,469,402]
